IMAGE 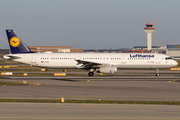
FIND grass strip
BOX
[0,99,180,105]
[0,82,22,86]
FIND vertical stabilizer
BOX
[6,29,34,54]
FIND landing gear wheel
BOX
[88,72,94,76]
[156,69,160,77]
[156,73,160,76]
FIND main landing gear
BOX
[88,72,94,76]
[156,69,160,76]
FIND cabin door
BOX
[156,55,161,64]
[31,55,36,64]
[121,57,126,64]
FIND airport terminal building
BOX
[166,45,180,58]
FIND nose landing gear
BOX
[156,69,160,76]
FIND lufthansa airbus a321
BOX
[4,29,178,76]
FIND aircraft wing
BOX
[75,59,104,68]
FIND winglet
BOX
[6,29,34,54]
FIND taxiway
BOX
[0,103,180,120]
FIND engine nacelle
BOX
[75,64,83,69]
[98,65,117,73]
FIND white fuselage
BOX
[4,53,178,69]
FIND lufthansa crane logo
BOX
[10,37,20,47]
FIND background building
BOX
[132,46,166,53]
[29,46,83,53]
[0,46,83,58]
[0,49,9,58]
[166,45,180,58]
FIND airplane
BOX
[4,29,178,76]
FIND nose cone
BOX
[172,60,178,67]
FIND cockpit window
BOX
[165,57,172,60]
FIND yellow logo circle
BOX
[10,37,20,47]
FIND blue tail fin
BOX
[6,29,34,54]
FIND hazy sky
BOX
[0,0,180,49]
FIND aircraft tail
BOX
[6,29,34,54]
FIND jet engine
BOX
[97,65,117,73]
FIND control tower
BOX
[144,22,155,50]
